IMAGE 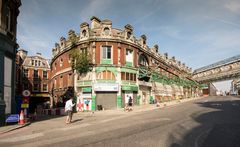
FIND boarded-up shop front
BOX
[94,83,118,110]
[154,82,165,103]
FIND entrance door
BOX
[142,92,146,104]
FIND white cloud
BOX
[225,0,240,14]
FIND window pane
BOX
[107,47,111,59]
[126,73,130,80]
[130,73,134,81]
[121,72,125,80]
[134,74,136,81]
[102,46,106,59]
[103,71,107,79]
[107,71,111,80]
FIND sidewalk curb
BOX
[0,122,31,134]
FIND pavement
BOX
[0,96,204,135]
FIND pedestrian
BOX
[65,97,75,124]
[128,96,133,107]
[77,99,82,112]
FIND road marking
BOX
[0,133,43,143]
[232,103,239,106]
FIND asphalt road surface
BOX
[1,96,240,147]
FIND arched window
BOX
[82,30,86,37]
[103,27,110,35]
[127,31,131,39]
[97,70,116,80]
[138,54,149,66]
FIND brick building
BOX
[50,16,200,111]
[0,0,21,125]
[16,50,51,113]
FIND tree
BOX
[69,47,92,75]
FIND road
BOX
[1,96,240,147]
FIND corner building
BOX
[50,16,199,111]
[0,0,21,125]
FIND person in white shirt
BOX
[65,97,75,124]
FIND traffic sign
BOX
[22,90,31,97]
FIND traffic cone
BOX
[19,110,25,125]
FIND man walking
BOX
[65,97,75,124]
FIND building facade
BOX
[50,16,200,111]
[0,0,21,125]
[231,79,240,95]
[16,50,51,113]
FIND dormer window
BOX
[127,32,131,39]
[82,30,87,37]
[104,27,110,35]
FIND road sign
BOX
[22,90,31,97]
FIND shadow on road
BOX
[71,118,83,123]
[168,96,240,147]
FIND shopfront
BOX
[94,83,119,110]
[121,85,138,106]
[139,81,152,105]
[165,85,173,101]
[153,82,165,103]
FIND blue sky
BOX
[17,0,240,91]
